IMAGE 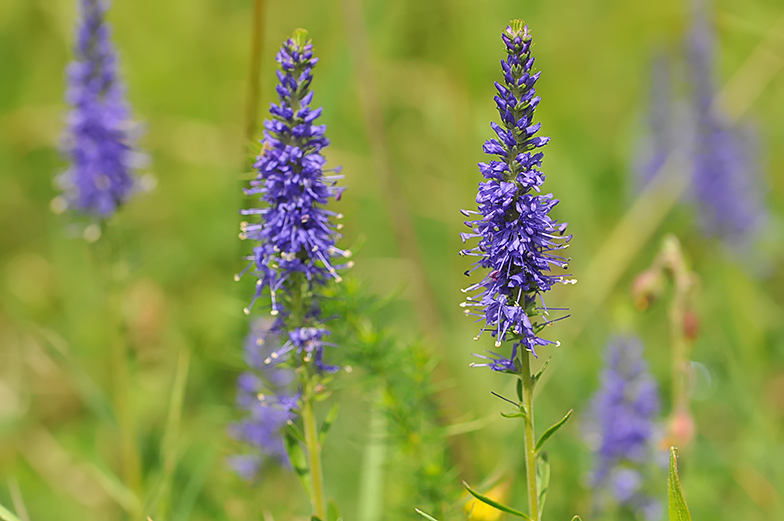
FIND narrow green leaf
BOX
[327,499,343,521]
[148,348,190,518]
[284,430,312,500]
[532,357,552,387]
[571,516,583,521]
[535,452,550,519]
[516,378,524,402]
[414,508,439,521]
[534,409,573,453]
[319,403,340,444]
[500,411,526,419]
[463,481,532,520]
[0,502,22,521]
[286,420,307,445]
[668,447,692,521]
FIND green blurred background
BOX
[1,0,783,519]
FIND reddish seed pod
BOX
[684,309,699,342]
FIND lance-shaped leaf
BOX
[0,502,21,521]
[319,403,340,444]
[534,409,573,453]
[500,411,527,419]
[414,508,439,521]
[327,499,343,521]
[532,357,552,387]
[536,452,550,519]
[516,378,524,402]
[463,481,532,520]
[668,447,692,521]
[284,430,312,500]
[286,420,307,445]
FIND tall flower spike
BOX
[585,336,662,521]
[239,30,350,322]
[688,1,765,244]
[461,21,571,368]
[59,0,140,217]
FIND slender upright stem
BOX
[244,0,265,155]
[520,350,540,521]
[95,236,142,519]
[302,391,327,520]
[357,391,387,521]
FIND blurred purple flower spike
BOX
[59,0,142,218]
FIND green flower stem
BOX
[302,387,327,520]
[94,235,142,518]
[520,350,540,521]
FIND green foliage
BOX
[536,452,550,520]
[463,481,532,520]
[318,403,340,444]
[534,409,573,453]
[284,430,313,502]
[0,503,22,521]
[668,447,693,521]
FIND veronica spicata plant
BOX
[452,20,574,521]
[235,29,350,520]
[59,0,141,218]
[586,336,662,521]
[688,1,765,244]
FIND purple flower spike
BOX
[59,0,141,218]
[688,1,765,244]
[586,336,661,520]
[461,21,571,367]
[238,30,351,320]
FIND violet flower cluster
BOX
[228,319,298,480]
[231,34,348,480]
[587,336,661,520]
[688,2,764,243]
[239,32,351,324]
[460,21,571,371]
[60,0,139,218]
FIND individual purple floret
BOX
[238,30,351,321]
[688,1,765,243]
[59,0,140,217]
[460,21,572,369]
[586,336,661,520]
[229,319,298,480]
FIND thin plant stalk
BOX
[357,393,387,521]
[302,388,327,520]
[520,351,539,521]
[95,237,143,518]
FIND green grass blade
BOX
[0,503,22,521]
[463,481,532,520]
[414,508,439,521]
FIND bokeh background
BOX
[1,0,783,519]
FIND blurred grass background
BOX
[1,0,784,519]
